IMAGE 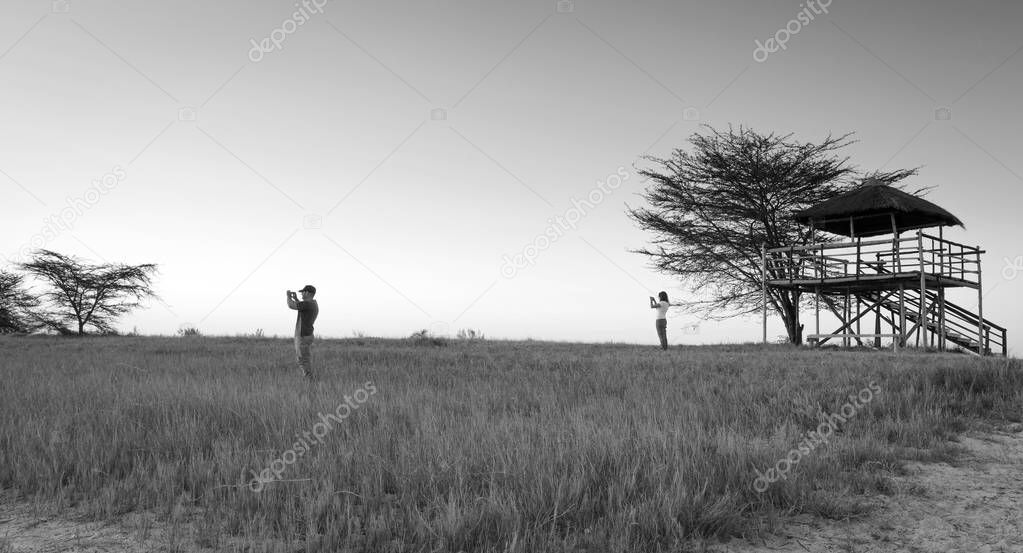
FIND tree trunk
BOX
[78,321,85,336]
[780,293,803,345]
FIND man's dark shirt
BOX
[295,300,319,337]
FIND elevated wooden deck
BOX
[764,232,982,291]
[767,271,978,292]
[761,230,1005,356]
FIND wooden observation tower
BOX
[761,179,1007,355]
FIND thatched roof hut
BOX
[793,179,963,237]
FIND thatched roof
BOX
[793,179,963,237]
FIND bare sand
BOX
[711,425,1023,553]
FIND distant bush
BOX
[232,329,265,339]
[177,327,202,337]
[456,328,485,341]
[409,329,447,347]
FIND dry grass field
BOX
[0,335,1020,552]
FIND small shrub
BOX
[177,327,202,337]
[456,328,485,341]
[409,329,447,347]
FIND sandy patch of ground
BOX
[3,427,1022,552]
[711,425,1023,553]
[0,501,220,553]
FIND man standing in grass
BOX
[286,285,319,379]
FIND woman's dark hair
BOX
[658,291,669,302]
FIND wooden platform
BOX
[767,271,979,293]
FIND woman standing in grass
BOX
[649,291,672,350]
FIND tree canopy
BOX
[18,250,158,335]
[0,271,39,333]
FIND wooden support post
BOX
[891,296,899,352]
[855,294,861,345]
[961,244,966,280]
[937,287,946,351]
[843,292,850,348]
[815,286,820,347]
[817,244,823,283]
[939,226,945,278]
[855,237,861,279]
[875,299,882,349]
[977,247,984,355]
[891,213,900,273]
[917,230,927,348]
[899,283,906,347]
[762,244,768,345]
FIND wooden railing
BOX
[764,230,982,285]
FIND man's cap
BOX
[299,284,316,294]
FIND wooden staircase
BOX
[855,286,1006,355]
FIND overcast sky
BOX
[2,0,1021,349]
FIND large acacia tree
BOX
[628,126,912,344]
[18,250,158,335]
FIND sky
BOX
[1,0,1021,351]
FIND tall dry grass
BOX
[0,336,1019,552]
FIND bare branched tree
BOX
[18,250,158,335]
[628,126,915,344]
[0,271,40,333]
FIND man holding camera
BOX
[286,285,319,379]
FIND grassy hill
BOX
[0,335,1019,552]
